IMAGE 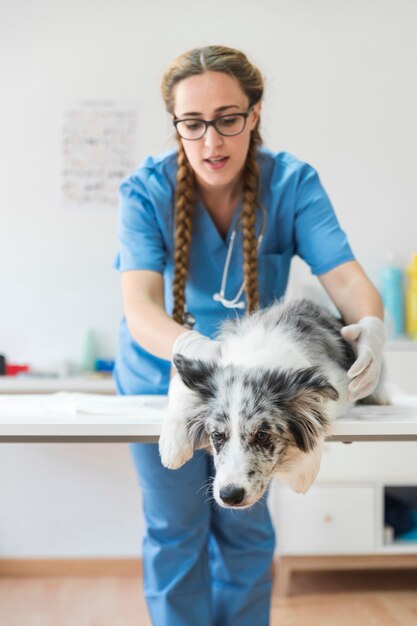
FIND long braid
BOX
[172,139,195,325]
[241,132,261,313]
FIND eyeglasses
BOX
[173,108,253,141]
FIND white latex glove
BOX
[172,330,222,363]
[341,316,386,402]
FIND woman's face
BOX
[173,71,261,194]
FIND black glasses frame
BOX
[173,107,253,140]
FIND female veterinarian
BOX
[113,46,385,626]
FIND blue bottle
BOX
[381,255,404,338]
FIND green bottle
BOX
[80,329,97,372]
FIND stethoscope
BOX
[213,204,267,310]
[182,204,267,329]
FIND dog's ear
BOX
[271,367,338,453]
[186,410,211,451]
[172,354,218,451]
[284,394,329,453]
[288,367,339,403]
[173,354,218,400]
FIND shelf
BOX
[377,543,417,555]
[0,376,116,394]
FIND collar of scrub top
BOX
[213,203,267,310]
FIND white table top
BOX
[0,392,417,443]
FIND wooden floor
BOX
[0,570,416,626]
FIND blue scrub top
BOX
[113,146,354,395]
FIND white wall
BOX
[0,0,416,557]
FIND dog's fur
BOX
[159,298,389,508]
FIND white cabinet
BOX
[275,484,375,555]
[269,441,417,595]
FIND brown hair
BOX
[161,46,264,325]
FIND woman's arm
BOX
[318,260,383,323]
[318,260,386,401]
[121,270,222,373]
[121,269,187,361]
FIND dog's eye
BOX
[211,431,226,443]
[255,430,270,444]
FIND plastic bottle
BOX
[380,253,404,338]
[405,253,417,339]
[80,329,97,372]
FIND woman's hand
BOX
[341,317,386,401]
[172,330,222,363]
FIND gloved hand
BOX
[341,316,386,402]
[172,330,222,363]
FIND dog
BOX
[159,298,389,508]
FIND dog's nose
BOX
[219,484,246,506]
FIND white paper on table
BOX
[0,392,168,421]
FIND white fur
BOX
[221,326,311,371]
[158,374,194,469]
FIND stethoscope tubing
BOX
[213,204,267,310]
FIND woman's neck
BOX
[196,176,243,239]
[196,175,243,216]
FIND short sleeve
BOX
[113,175,167,273]
[294,164,355,275]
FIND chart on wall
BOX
[61,100,138,209]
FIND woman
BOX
[113,45,385,626]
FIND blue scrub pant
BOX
[130,443,275,626]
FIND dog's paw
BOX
[159,419,193,469]
[281,466,320,495]
[275,440,325,494]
